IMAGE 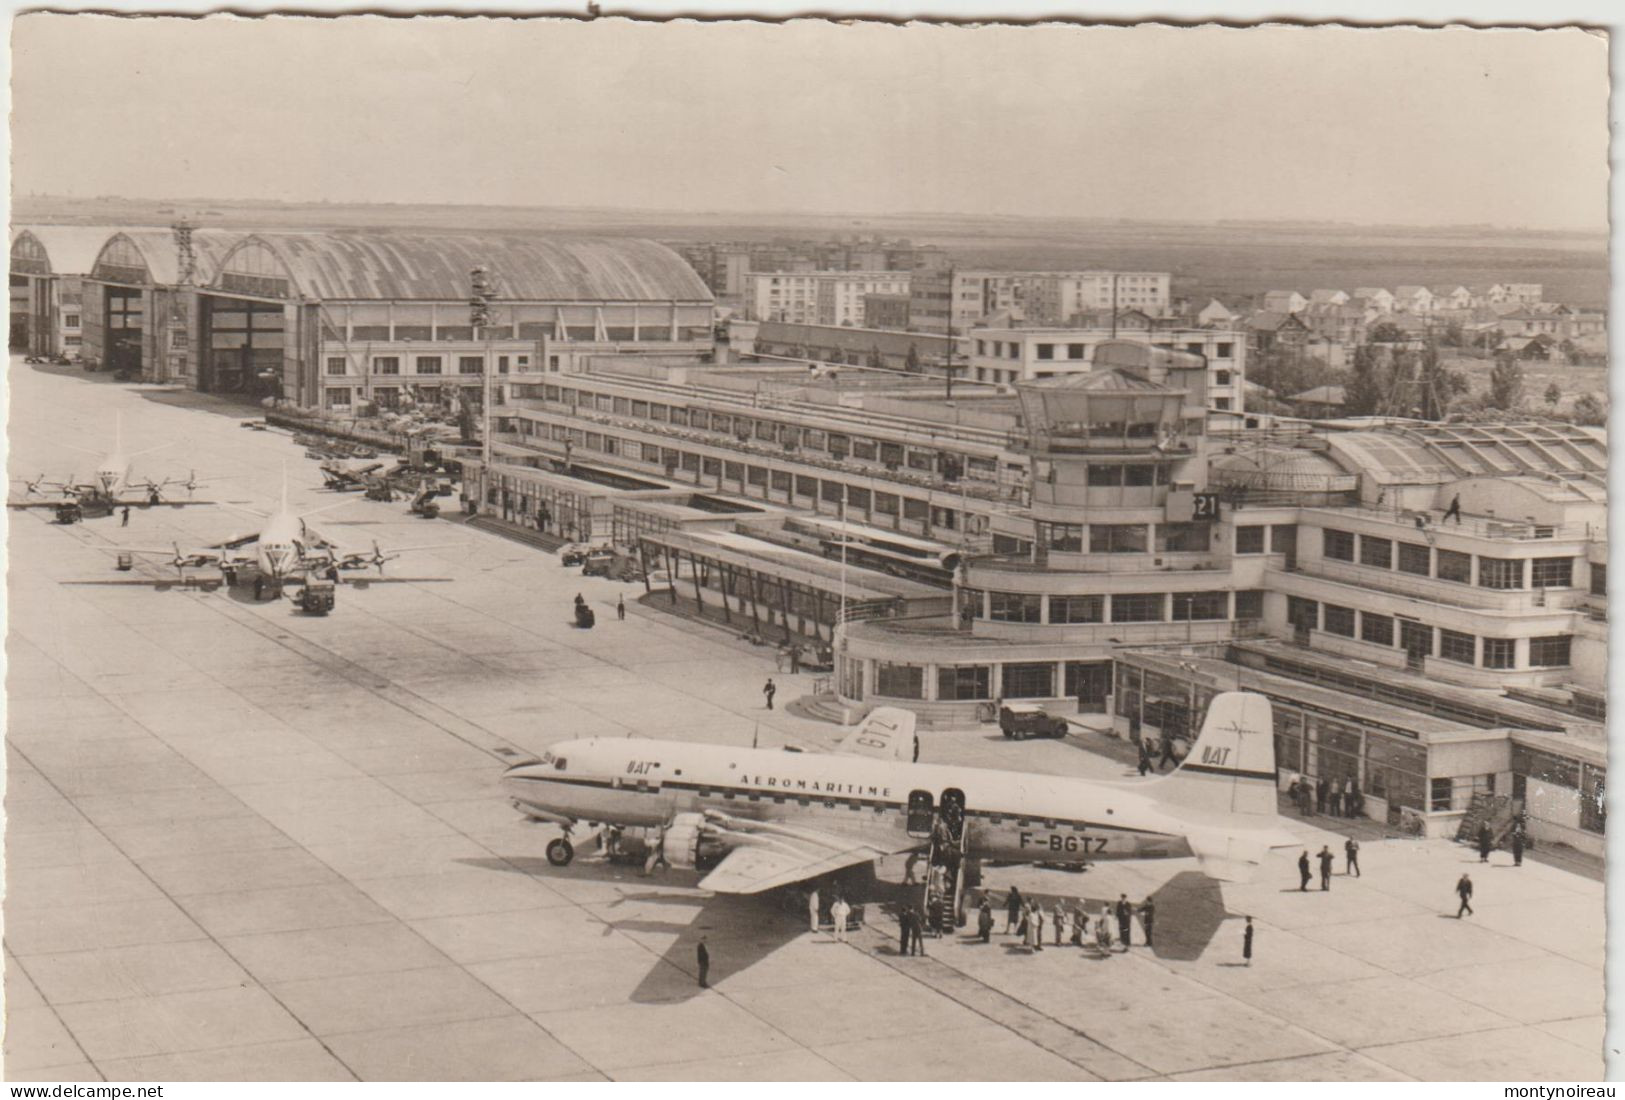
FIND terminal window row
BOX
[1320,527,1577,589]
[969,588,1261,624]
[1293,597,1568,668]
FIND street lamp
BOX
[470,266,494,472]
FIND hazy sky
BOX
[10,17,1610,229]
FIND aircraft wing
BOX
[206,530,263,552]
[694,810,913,894]
[697,840,888,895]
[8,499,76,509]
[835,706,919,763]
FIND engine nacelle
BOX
[660,812,709,870]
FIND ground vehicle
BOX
[408,487,441,518]
[574,602,596,628]
[582,549,616,577]
[55,501,83,524]
[998,703,1070,740]
[559,543,589,566]
[295,580,336,615]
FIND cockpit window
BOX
[553,757,567,771]
[539,751,554,765]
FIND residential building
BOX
[1299,301,1369,348]
[862,293,912,331]
[1021,271,1172,323]
[1352,287,1396,312]
[1263,290,1308,314]
[1244,310,1313,354]
[1393,285,1435,313]
[746,271,911,327]
[908,270,1023,335]
[1195,297,1240,327]
[1431,285,1473,310]
[966,324,1245,412]
[1308,289,1350,305]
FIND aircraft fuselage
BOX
[505,737,1195,866]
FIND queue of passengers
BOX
[978,887,1154,954]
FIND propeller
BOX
[24,475,50,496]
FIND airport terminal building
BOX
[463,340,1606,853]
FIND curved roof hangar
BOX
[210,232,713,303]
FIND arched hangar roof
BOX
[11,226,123,276]
[92,228,236,286]
[212,232,713,303]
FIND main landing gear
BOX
[547,837,575,866]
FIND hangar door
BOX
[201,296,285,396]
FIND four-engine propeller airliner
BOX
[111,476,460,598]
[10,413,217,512]
[505,692,1298,895]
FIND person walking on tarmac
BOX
[1242,916,1255,967]
[1318,845,1335,891]
[807,887,821,934]
[1512,827,1525,867]
[897,905,911,955]
[1137,740,1151,777]
[1455,873,1475,917]
[120,505,131,527]
[1115,894,1133,950]
[1477,821,1494,863]
[617,595,626,620]
[696,936,710,989]
[763,678,777,710]
[831,893,851,943]
[1298,850,1312,891]
[977,900,994,943]
[1345,836,1361,877]
[1139,896,1156,947]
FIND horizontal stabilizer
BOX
[836,706,918,763]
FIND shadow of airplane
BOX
[461,852,1233,1004]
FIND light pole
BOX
[470,265,494,473]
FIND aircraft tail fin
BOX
[1154,691,1278,817]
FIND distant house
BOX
[1430,285,1473,310]
[1559,310,1606,340]
[1352,287,1395,312]
[1499,309,1560,337]
[1288,384,1347,417]
[1392,285,1435,314]
[1245,310,1312,353]
[1308,289,1350,305]
[1196,297,1239,327]
[1065,307,1154,332]
[1262,290,1307,314]
[1300,302,1368,347]
[1481,283,1542,305]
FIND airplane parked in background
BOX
[10,413,216,513]
[111,476,460,599]
[504,692,1298,908]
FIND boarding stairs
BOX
[921,801,970,933]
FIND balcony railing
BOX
[1303,503,1597,543]
[514,407,1028,504]
[1275,559,1581,613]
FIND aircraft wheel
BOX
[546,838,575,866]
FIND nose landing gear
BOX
[546,837,575,866]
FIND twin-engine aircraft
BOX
[10,413,216,512]
[504,691,1298,895]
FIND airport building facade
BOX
[12,226,715,407]
[462,336,1604,849]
